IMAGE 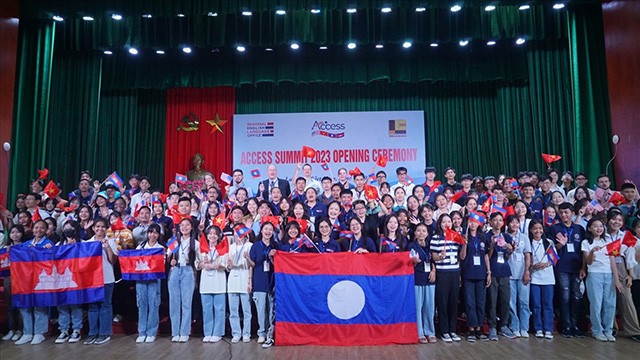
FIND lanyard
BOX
[564,226,574,242]
[470,235,479,253]
[260,240,271,262]
[351,237,361,252]
[532,241,543,263]
[519,220,527,234]
[416,242,429,261]
[234,242,246,264]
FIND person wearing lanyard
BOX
[344,217,376,253]
[247,222,277,348]
[486,212,516,340]
[461,216,491,342]
[379,214,407,253]
[196,225,227,343]
[528,220,556,339]
[430,214,466,343]
[133,223,164,343]
[167,218,199,343]
[226,228,253,343]
[606,210,640,342]
[409,223,437,344]
[506,215,532,338]
[550,202,586,338]
[313,218,341,253]
[14,220,54,345]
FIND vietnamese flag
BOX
[606,239,622,256]
[261,215,280,228]
[445,227,465,245]
[607,192,627,207]
[288,217,308,234]
[212,212,227,229]
[199,232,211,254]
[215,236,230,256]
[375,156,388,168]
[301,146,316,159]
[37,168,49,180]
[44,180,61,199]
[348,167,363,177]
[622,231,638,248]
[110,217,127,231]
[364,184,379,201]
[170,206,190,225]
[31,209,43,222]
[541,153,562,166]
[481,197,492,214]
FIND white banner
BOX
[232,111,426,187]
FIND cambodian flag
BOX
[105,171,124,189]
[0,248,10,277]
[119,248,166,281]
[274,252,417,346]
[546,245,560,266]
[166,236,179,254]
[10,242,104,308]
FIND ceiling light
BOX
[237,46,246,52]
[347,42,356,49]
[375,44,384,49]
[52,15,64,21]
[402,41,412,48]
[430,43,439,47]
[142,14,152,18]
[82,16,94,21]
[111,14,123,20]
[485,5,496,11]
[459,40,469,46]
[276,10,286,15]
[128,48,138,55]
[450,5,462,12]
[319,46,328,50]
[182,47,192,53]
[103,50,113,55]
[415,7,427,12]
[176,13,185,17]
[518,5,530,10]
[265,48,274,51]
[290,43,300,50]
[311,9,321,14]
[487,40,496,46]
[553,4,565,10]
[346,8,357,14]
[207,12,218,17]
[242,11,252,16]
[381,7,392,13]
[516,38,526,45]
[156,50,165,54]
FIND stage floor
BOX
[1,334,638,360]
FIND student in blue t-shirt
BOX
[549,202,586,338]
[461,215,491,342]
[409,223,437,344]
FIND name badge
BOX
[424,262,429,272]
[263,261,270,272]
[497,253,505,264]
[449,255,456,264]
[473,256,481,266]
[566,243,575,253]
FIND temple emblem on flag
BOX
[34,265,78,291]
[135,260,151,271]
[0,257,9,268]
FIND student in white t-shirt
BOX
[134,224,164,343]
[226,232,253,343]
[528,221,556,339]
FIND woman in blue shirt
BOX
[313,218,341,253]
[409,223,437,343]
[343,217,377,253]
[379,214,407,253]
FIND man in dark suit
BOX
[259,164,291,201]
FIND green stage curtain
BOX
[568,4,613,183]
[9,20,55,205]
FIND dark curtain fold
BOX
[9,20,55,205]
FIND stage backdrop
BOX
[233,111,426,187]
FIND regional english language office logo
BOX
[246,121,275,138]
[388,119,407,137]
[311,121,345,139]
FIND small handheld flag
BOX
[0,248,10,277]
[364,184,379,201]
[216,236,230,256]
[469,211,486,226]
[546,245,560,265]
[495,233,506,247]
[622,231,638,248]
[301,145,316,159]
[251,169,261,179]
[175,173,187,184]
[166,236,179,254]
[321,162,330,171]
[607,192,627,206]
[589,199,604,212]
[339,230,354,240]
[105,171,124,189]
[348,167,362,177]
[31,209,42,222]
[287,217,308,234]
[450,191,464,203]
[381,238,398,251]
[199,233,211,254]
[541,153,562,167]
[212,212,227,229]
[43,180,61,199]
[37,168,49,180]
[234,224,251,239]
[220,172,233,184]
[606,239,622,256]
[260,215,280,228]
[376,156,388,168]
[445,227,465,245]
[492,204,507,217]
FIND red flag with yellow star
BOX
[44,180,61,199]
[606,239,622,256]
[541,153,562,166]
[364,184,379,201]
[301,146,316,159]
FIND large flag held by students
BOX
[274,252,417,346]
[10,242,104,308]
[119,248,166,281]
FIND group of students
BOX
[1,164,640,348]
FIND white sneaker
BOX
[202,336,211,343]
[231,336,241,343]
[179,336,189,343]
[520,330,529,338]
[69,331,81,343]
[535,330,543,338]
[145,336,155,343]
[257,336,265,344]
[113,314,123,323]
[262,338,274,348]
[31,334,46,345]
[544,332,553,339]
[242,335,250,343]
[15,334,33,345]
[2,331,15,341]
[136,336,146,343]
[210,336,222,343]
[513,329,521,338]
[12,331,23,341]
[56,331,69,344]
[171,336,180,342]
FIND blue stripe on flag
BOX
[10,242,101,263]
[13,287,104,308]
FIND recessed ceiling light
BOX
[347,42,356,49]
[459,40,469,46]
[487,40,496,46]
[82,16,94,21]
[553,4,565,10]
[485,5,496,12]
[242,11,252,16]
[311,9,321,14]
[111,14,123,20]
[375,44,384,49]
[450,5,462,12]
[265,48,274,51]
[381,7,392,13]
[182,47,192,53]
[518,5,530,10]
[430,43,438,47]
[103,50,113,55]
[290,43,300,50]
[128,48,138,55]
[237,46,246,52]
[176,13,185,17]
[52,15,64,21]
[403,41,412,48]
[415,7,427,12]
[516,38,526,45]
[319,46,328,50]
[156,50,165,54]
[276,10,286,15]
[142,14,152,18]
[346,8,357,14]
[207,12,218,17]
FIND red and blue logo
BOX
[311,121,345,139]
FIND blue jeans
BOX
[168,266,195,337]
[201,293,226,337]
[20,307,49,336]
[586,272,617,336]
[415,285,436,337]
[556,272,582,330]
[509,279,531,332]
[58,304,83,332]
[464,279,487,328]
[229,293,252,337]
[88,282,114,336]
[253,291,275,339]
[531,284,554,332]
[136,280,161,337]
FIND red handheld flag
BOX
[199,233,211,253]
[110,217,126,231]
[606,239,622,256]
[348,167,362,177]
[541,153,562,166]
[301,146,316,159]
[43,180,61,199]
[170,206,190,225]
[37,168,49,180]
[622,231,638,248]
[261,215,280,228]
[31,209,42,222]
[450,191,464,203]
[212,212,227,229]
[216,236,230,256]
[364,184,379,201]
[288,217,308,234]
[445,227,465,245]
[607,192,627,207]
[375,156,388,168]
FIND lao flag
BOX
[105,171,124,189]
[469,211,486,226]
[0,248,10,277]
[175,173,187,184]
[10,242,104,308]
[321,162,330,171]
[275,252,417,346]
[251,169,261,179]
[492,204,507,217]
[119,248,166,281]
[546,245,560,266]
[608,192,627,206]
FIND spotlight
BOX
[346,8,357,14]
[128,48,139,55]
[381,7,392,13]
[111,14,123,20]
[82,16,94,21]
[485,5,496,11]
[290,43,300,50]
[319,46,328,50]
[450,5,462,12]
[515,38,526,45]
[142,14,152,18]
[242,11,252,16]
[518,5,530,10]
[103,50,113,55]
[487,40,496,46]
[176,13,185,17]
[311,9,321,14]
[265,48,274,51]
[403,41,412,48]
[237,46,246,52]
[276,10,286,15]
[459,40,469,46]
[430,43,438,47]
[347,42,356,49]
[553,3,565,9]
[207,12,218,17]
[415,7,427,12]
[52,15,64,21]
[375,44,384,49]
[182,47,192,53]
[156,50,165,54]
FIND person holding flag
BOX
[506,215,532,338]
[344,217,377,253]
[313,218,341,253]
[528,220,557,339]
[379,215,407,253]
[226,228,254,343]
[133,224,165,343]
[1,225,26,342]
[409,223,437,344]
[54,221,84,344]
[196,226,228,343]
[581,218,623,342]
